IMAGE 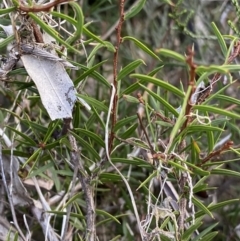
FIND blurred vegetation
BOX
[1,0,240,241]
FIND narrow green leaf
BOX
[122,36,160,60]
[156,48,186,62]
[0,6,16,14]
[2,149,29,158]
[96,214,127,227]
[132,157,153,169]
[137,171,157,190]
[211,168,240,178]
[131,74,184,97]
[202,158,240,167]
[70,131,100,161]
[192,196,214,219]
[83,26,105,45]
[214,94,240,105]
[193,176,209,190]
[193,184,212,194]
[124,0,146,20]
[96,209,121,224]
[51,11,105,45]
[43,120,60,143]
[73,63,110,88]
[48,211,84,219]
[28,162,54,178]
[74,128,105,147]
[112,157,151,167]
[6,126,36,146]
[114,115,137,131]
[66,2,84,45]
[0,35,14,49]
[55,170,73,176]
[148,65,164,76]
[196,70,220,86]
[225,38,238,62]
[13,232,18,241]
[166,86,191,153]
[21,119,47,134]
[28,12,80,54]
[192,222,218,241]
[122,94,139,103]
[209,199,239,210]
[207,131,215,153]
[100,173,122,181]
[181,221,202,240]
[139,83,179,116]
[144,102,155,142]
[51,11,76,25]
[168,160,193,173]
[193,105,240,119]
[85,106,105,130]
[63,193,82,209]
[186,125,223,133]
[109,235,122,241]
[88,41,115,61]
[59,137,72,150]
[196,65,229,74]
[74,60,107,86]
[201,232,218,241]
[118,59,145,80]
[121,82,139,95]
[76,94,108,112]
[22,148,41,168]
[185,161,210,176]
[119,123,138,139]
[211,22,227,57]
[216,64,240,71]
[187,199,239,221]
[91,106,106,129]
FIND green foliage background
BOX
[1,0,240,241]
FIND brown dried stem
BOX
[177,47,198,233]
[181,46,197,131]
[31,21,44,43]
[17,0,71,13]
[108,0,125,153]
[137,112,155,155]
[61,124,96,241]
[197,40,240,104]
[200,140,233,166]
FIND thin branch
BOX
[177,48,197,233]
[17,0,72,13]
[31,20,44,43]
[197,40,240,104]
[181,46,197,131]
[61,133,79,241]
[108,0,125,153]
[105,84,145,240]
[137,112,155,155]
[67,131,96,241]
[199,140,233,166]
[0,145,26,241]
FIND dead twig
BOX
[17,0,72,13]
[0,145,27,241]
[197,40,240,104]
[65,131,96,241]
[137,112,155,155]
[108,0,125,153]
[181,46,197,131]
[200,140,233,166]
